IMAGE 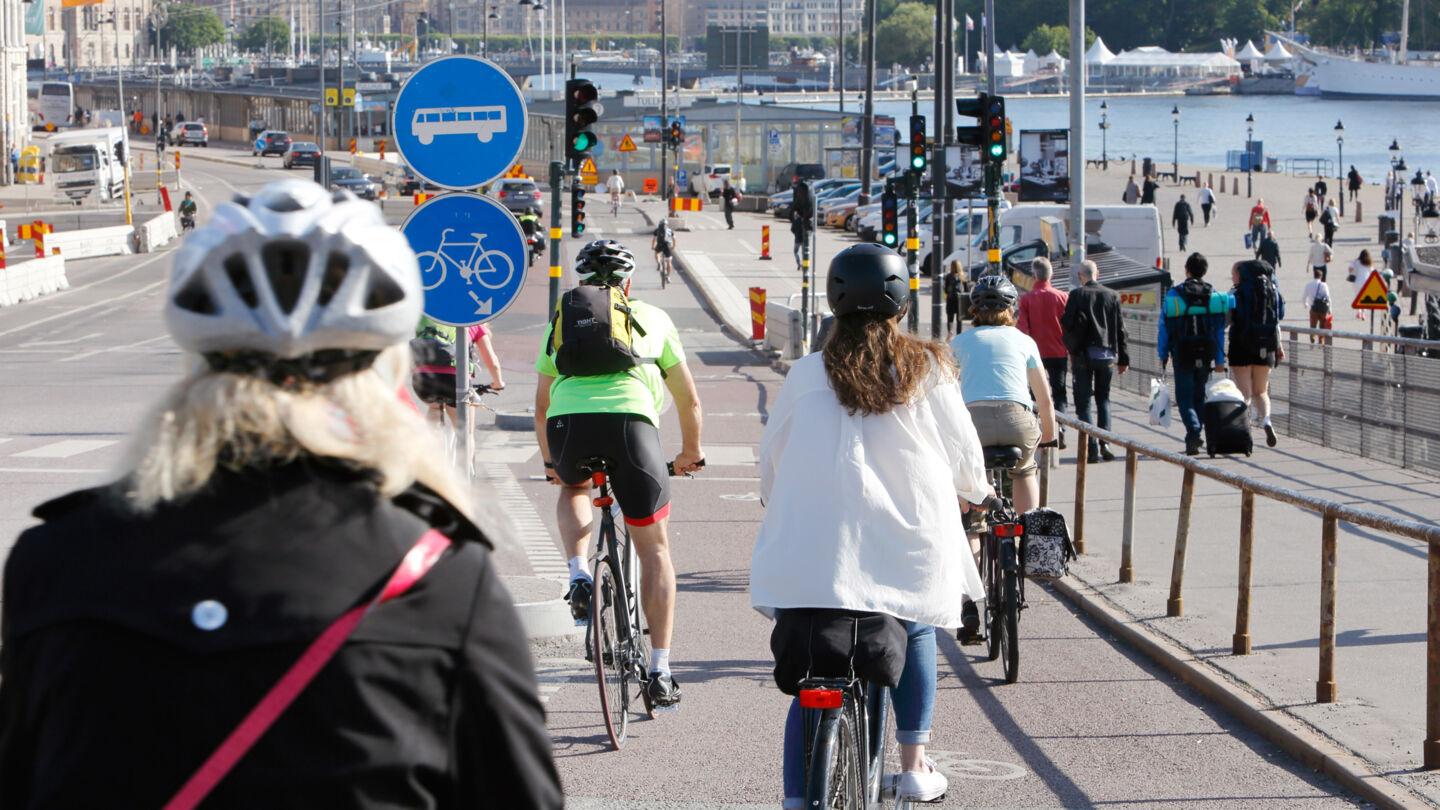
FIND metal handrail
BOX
[1040,411,1440,770]
[1121,306,1440,351]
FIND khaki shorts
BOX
[967,400,1042,478]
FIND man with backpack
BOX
[1320,197,1340,247]
[1158,253,1229,456]
[533,240,705,709]
[1248,199,1271,253]
[1060,260,1130,464]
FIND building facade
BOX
[24,0,155,71]
[3,0,29,183]
[705,0,860,38]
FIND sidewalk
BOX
[674,201,1440,809]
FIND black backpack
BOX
[548,285,655,377]
[1167,279,1224,368]
[410,325,459,406]
[1238,262,1281,352]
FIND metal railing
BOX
[1114,310,1440,476]
[1038,412,1440,770]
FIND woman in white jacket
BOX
[751,244,991,806]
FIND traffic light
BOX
[908,115,926,172]
[956,92,988,150]
[880,182,899,248]
[113,139,126,162]
[570,181,587,237]
[565,79,603,164]
[668,118,684,147]
[982,95,1007,162]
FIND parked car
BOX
[774,162,825,193]
[770,178,852,219]
[690,163,745,199]
[170,121,208,147]
[329,165,379,200]
[253,130,292,157]
[388,163,439,195]
[493,177,543,215]
[282,141,322,169]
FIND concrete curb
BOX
[1051,575,1428,810]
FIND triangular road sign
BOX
[580,158,597,175]
[1351,269,1390,310]
[618,134,637,152]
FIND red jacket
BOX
[1017,280,1069,359]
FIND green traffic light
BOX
[911,156,925,169]
[883,234,897,246]
[989,144,1004,157]
[573,132,598,151]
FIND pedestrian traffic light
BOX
[982,95,1007,162]
[668,119,684,147]
[571,181,587,237]
[565,79,603,165]
[880,183,899,248]
[908,115,926,172]
[956,92,989,150]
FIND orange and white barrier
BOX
[750,287,766,341]
[670,197,703,212]
[759,226,772,260]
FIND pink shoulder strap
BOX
[162,529,452,810]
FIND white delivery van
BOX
[48,126,129,203]
[986,204,1165,268]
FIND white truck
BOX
[48,126,129,203]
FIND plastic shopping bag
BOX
[1205,377,1245,404]
[1148,377,1172,428]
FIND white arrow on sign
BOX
[468,290,493,316]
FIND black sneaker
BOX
[566,578,593,624]
[647,672,682,708]
[1264,423,1278,448]
[957,600,983,645]
[1099,444,1116,462]
[1185,436,1202,456]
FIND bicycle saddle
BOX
[575,456,613,475]
[982,445,1025,470]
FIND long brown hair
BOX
[822,312,955,416]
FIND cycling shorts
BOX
[547,412,671,525]
[655,243,673,258]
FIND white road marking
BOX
[479,459,569,581]
[0,277,168,339]
[701,444,756,466]
[0,467,107,474]
[62,334,169,363]
[13,439,118,458]
[21,333,104,347]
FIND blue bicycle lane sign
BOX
[392,56,528,190]
[401,193,528,326]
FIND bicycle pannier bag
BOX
[549,285,654,377]
[1020,508,1074,581]
[410,325,459,406]
[770,609,907,697]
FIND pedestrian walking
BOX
[1229,258,1286,447]
[0,180,565,808]
[1061,260,1130,463]
[722,179,739,230]
[1348,249,1378,320]
[1320,197,1340,247]
[1427,171,1438,206]
[1303,266,1333,343]
[1141,175,1159,205]
[1257,230,1282,270]
[1314,178,1328,200]
[1157,253,1229,455]
[944,263,963,336]
[791,179,815,267]
[1303,189,1319,236]
[1017,256,1070,449]
[1306,233,1333,282]
[1122,176,1140,204]
[1197,181,1217,226]
[1347,165,1362,202]
[1172,194,1195,251]
[1248,198,1271,251]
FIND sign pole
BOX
[549,159,563,312]
[456,327,472,479]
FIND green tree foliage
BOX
[237,16,289,54]
[875,2,935,66]
[954,0,1290,52]
[159,3,225,54]
[1020,23,1095,57]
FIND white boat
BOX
[1273,31,1440,99]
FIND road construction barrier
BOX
[349,138,357,155]
[759,226,772,260]
[764,300,804,360]
[136,212,180,253]
[415,193,432,205]
[46,224,135,260]
[161,186,173,212]
[0,255,69,307]
[671,197,702,212]
[749,287,766,341]
[174,151,181,169]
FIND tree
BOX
[238,16,289,54]
[875,2,935,67]
[1020,23,1094,57]
[160,4,224,54]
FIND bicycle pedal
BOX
[573,618,590,627]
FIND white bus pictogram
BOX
[412,106,508,145]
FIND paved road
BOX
[0,160,1373,808]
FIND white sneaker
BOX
[897,764,948,803]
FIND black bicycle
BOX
[797,672,899,809]
[583,456,703,750]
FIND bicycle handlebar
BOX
[667,458,707,477]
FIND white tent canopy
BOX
[1236,40,1265,60]
[1085,36,1116,64]
[1264,41,1293,61]
[1095,48,1242,79]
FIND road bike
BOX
[416,227,515,291]
[656,252,672,289]
[610,191,621,216]
[430,382,496,478]
[584,456,704,750]
[796,667,906,808]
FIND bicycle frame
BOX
[798,677,890,807]
[588,463,653,749]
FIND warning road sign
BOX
[618,134,637,152]
[580,157,598,185]
[1351,269,1391,310]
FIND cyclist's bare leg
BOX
[558,483,594,565]
[627,520,677,650]
[1012,474,1039,514]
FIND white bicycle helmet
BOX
[574,239,636,285]
[166,179,422,382]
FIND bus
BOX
[36,81,74,131]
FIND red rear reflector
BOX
[593,496,614,508]
[799,688,844,709]
[995,523,1024,537]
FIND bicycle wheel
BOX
[622,535,656,720]
[985,535,1001,662]
[658,259,668,289]
[591,556,629,749]
[805,708,862,810]
[999,541,1021,684]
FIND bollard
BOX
[759,225,772,260]
[749,287,766,341]
[1233,180,1239,196]
[1208,172,1214,189]
[349,138,357,155]
[1167,468,1196,616]
[378,141,386,160]
[1317,515,1339,702]
[1355,200,1363,223]
[174,151,181,170]
[1119,448,1137,583]
[1073,429,1088,555]
[1234,489,1256,655]
[33,230,43,258]
[1220,175,1226,193]
[160,186,173,212]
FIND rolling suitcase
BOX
[1203,400,1253,457]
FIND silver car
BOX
[494,178,542,215]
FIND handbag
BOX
[1020,508,1075,581]
[162,529,454,810]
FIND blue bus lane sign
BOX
[392,56,528,190]
[401,193,528,326]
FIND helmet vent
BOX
[173,275,217,315]
[363,265,405,310]
[317,251,349,306]
[261,241,311,314]
[223,254,260,308]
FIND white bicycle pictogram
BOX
[416,228,516,291]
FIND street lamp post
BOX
[1245,112,1254,198]
[1099,99,1109,168]
[1171,105,1179,179]
[1335,119,1345,216]
[1391,140,1406,237]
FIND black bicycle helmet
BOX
[574,239,635,284]
[826,243,908,317]
[969,272,1019,311]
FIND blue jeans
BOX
[1172,365,1211,443]
[1072,354,1115,452]
[1250,223,1267,252]
[781,621,936,800]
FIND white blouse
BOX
[750,353,990,629]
